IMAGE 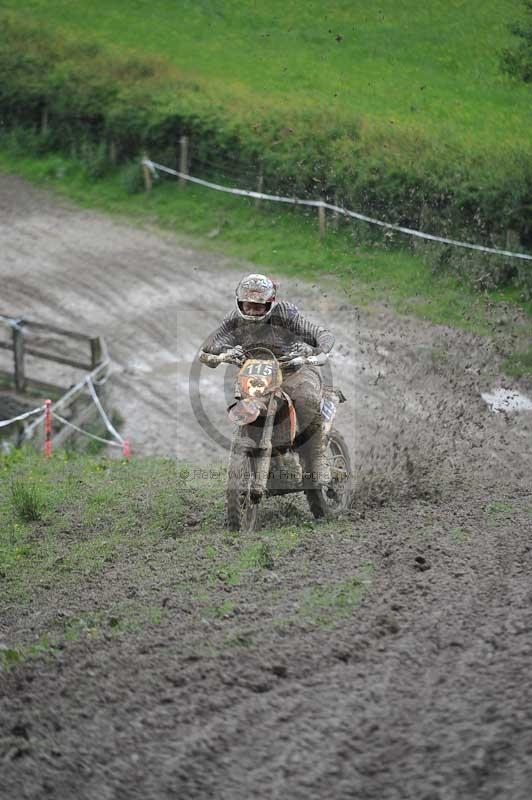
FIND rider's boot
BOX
[301,426,331,486]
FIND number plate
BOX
[242,362,274,377]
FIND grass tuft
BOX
[296,565,375,626]
[10,479,46,522]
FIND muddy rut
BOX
[1,175,531,799]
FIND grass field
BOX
[2,0,531,165]
[0,449,359,667]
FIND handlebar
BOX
[216,349,329,368]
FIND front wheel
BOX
[305,429,353,519]
[226,450,259,532]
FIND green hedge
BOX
[1,14,531,291]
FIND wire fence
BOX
[142,157,532,262]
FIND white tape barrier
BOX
[0,404,45,429]
[52,375,128,451]
[27,368,123,450]
[51,411,123,447]
[24,358,111,439]
[86,375,124,445]
[0,314,24,330]
[143,159,532,262]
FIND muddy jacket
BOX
[199,301,335,365]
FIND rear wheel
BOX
[227,450,259,532]
[305,429,353,519]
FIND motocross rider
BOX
[199,274,335,485]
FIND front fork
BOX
[250,393,278,500]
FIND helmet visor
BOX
[237,300,272,319]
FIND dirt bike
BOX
[214,345,352,532]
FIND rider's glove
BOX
[199,350,222,368]
[199,346,244,368]
[219,345,245,365]
[307,351,329,366]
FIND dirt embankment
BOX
[1,174,531,799]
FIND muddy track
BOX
[1,175,531,799]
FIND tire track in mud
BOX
[2,490,531,799]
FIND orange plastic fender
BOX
[280,390,297,444]
[228,399,262,425]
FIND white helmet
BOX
[235,274,278,322]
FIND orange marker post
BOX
[122,439,130,459]
[44,399,52,457]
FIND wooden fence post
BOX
[142,154,152,192]
[179,135,189,187]
[255,172,264,209]
[319,201,326,240]
[90,337,103,369]
[414,202,430,254]
[12,325,26,393]
[332,191,339,231]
